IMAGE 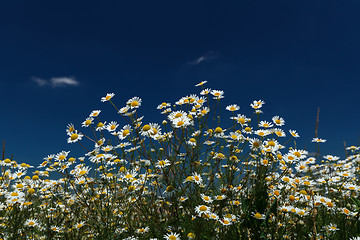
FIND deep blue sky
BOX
[1,0,359,165]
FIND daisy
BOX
[200,193,213,203]
[95,121,107,131]
[197,107,210,117]
[118,125,132,140]
[118,106,130,114]
[272,116,285,126]
[82,117,94,127]
[226,104,240,112]
[168,110,187,121]
[74,221,86,229]
[231,114,250,126]
[55,151,70,161]
[242,126,253,134]
[273,128,286,137]
[50,225,63,232]
[67,130,83,143]
[191,172,203,185]
[127,97,142,109]
[325,223,339,232]
[250,100,265,109]
[289,130,299,138]
[156,159,171,168]
[195,80,207,87]
[253,212,265,220]
[101,93,115,102]
[24,218,39,227]
[157,102,171,109]
[89,110,101,117]
[254,129,271,137]
[106,121,119,132]
[66,123,75,135]
[259,121,273,128]
[210,90,224,99]
[228,132,243,141]
[164,232,180,240]
[195,204,211,216]
[172,116,192,128]
[200,88,211,95]
[187,138,197,146]
[220,218,233,226]
[312,138,326,143]
[137,227,149,234]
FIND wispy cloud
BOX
[31,77,47,87]
[188,51,217,65]
[31,76,79,87]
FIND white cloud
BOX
[31,76,79,87]
[31,77,48,87]
[50,77,79,87]
[190,56,206,65]
[188,51,217,65]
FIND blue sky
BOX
[1,0,360,166]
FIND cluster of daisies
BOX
[1,81,360,239]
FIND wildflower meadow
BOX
[1,81,360,240]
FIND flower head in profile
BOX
[195,80,207,87]
[250,100,265,109]
[312,138,326,143]
[210,90,224,99]
[101,93,115,102]
[226,104,240,112]
[289,130,299,138]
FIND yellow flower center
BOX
[245,127,251,132]
[189,138,196,143]
[177,121,184,127]
[268,141,275,147]
[131,101,139,107]
[175,113,183,118]
[85,120,92,125]
[70,134,78,141]
[214,127,223,133]
[199,206,208,211]
[123,129,130,137]
[151,128,158,135]
[254,213,262,219]
[97,122,104,128]
[142,125,151,131]
[28,188,35,194]
[105,95,111,100]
